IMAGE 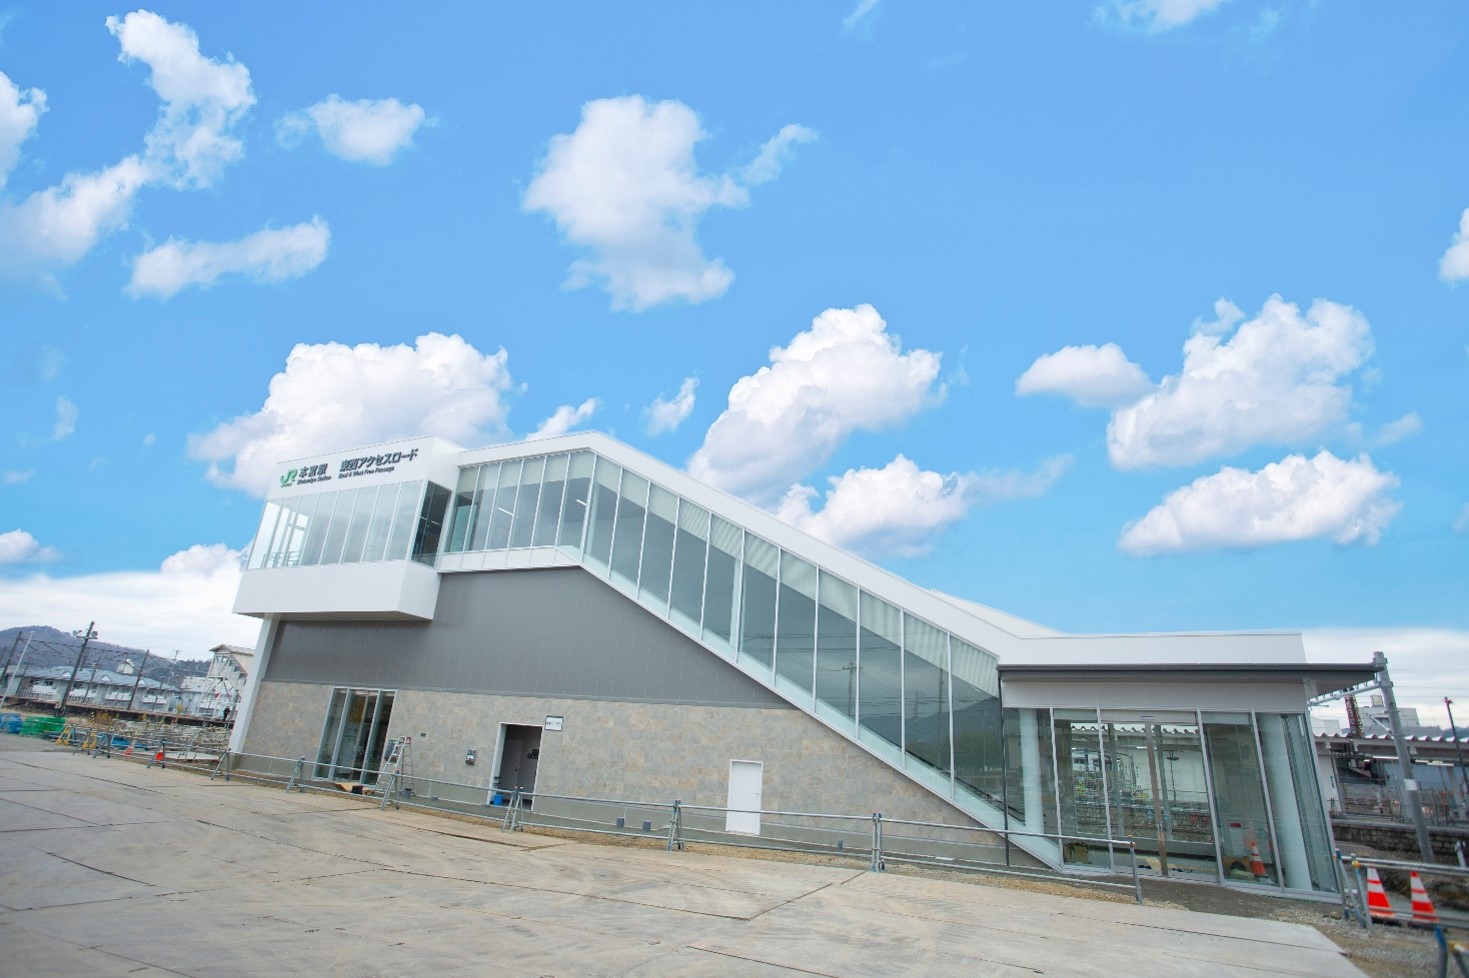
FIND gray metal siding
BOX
[264,567,792,709]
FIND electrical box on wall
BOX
[464,749,477,765]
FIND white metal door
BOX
[725,760,763,835]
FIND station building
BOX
[230,432,1374,895]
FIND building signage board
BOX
[544,715,564,731]
[272,440,436,497]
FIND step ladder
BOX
[378,736,414,810]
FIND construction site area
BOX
[0,714,1460,978]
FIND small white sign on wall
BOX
[544,715,564,731]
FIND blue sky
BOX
[1,2,1464,722]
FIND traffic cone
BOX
[1410,871,1438,924]
[1247,835,1268,879]
[1365,867,1396,922]
[123,740,133,756]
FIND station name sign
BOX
[279,447,422,489]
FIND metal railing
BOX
[1337,852,1469,933]
[44,741,1148,903]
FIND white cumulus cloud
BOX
[1099,0,1229,33]
[1015,342,1152,408]
[0,529,60,564]
[127,217,330,299]
[777,454,1070,557]
[0,543,257,652]
[688,304,944,502]
[106,9,255,189]
[1107,295,1374,469]
[0,69,45,190]
[645,377,698,435]
[523,95,813,311]
[0,156,152,285]
[53,395,78,440]
[189,333,513,496]
[530,397,599,439]
[1439,208,1469,284]
[0,11,254,287]
[277,95,429,165]
[1119,451,1400,555]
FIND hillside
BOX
[0,625,209,683]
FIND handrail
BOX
[139,746,1144,902]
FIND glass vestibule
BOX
[1018,705,1335,892]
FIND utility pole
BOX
[1446,698,1469,814]
[1376,651,1434,862]
[0,633,23,696]
[126,650,151,713]
[0,632,26,707]
[57,622,97,712]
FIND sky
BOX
[0,2,1465,725]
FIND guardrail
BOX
[1337,852,1469,933]
[36,741,1148,904]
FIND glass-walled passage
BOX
[1013,705,1336,893]
[249,481,426,570]
[442,449,1010,825]
[433,446,1338,892]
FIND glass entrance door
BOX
[1101,713,1217,881]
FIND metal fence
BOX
[1341,783,1462,824]
[206,748,1143,903]
[4,723,1146,904]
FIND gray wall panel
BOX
[264,567,791,709]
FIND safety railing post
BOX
[1351,863,1363,928]
[499,790,516,831]
[667,799,684,852]
[869,812,885,873]
[1129,840,1142,905]
[505,788,524,831]
[285,756,305,793]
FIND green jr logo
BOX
[280,469,298,488]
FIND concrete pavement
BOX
[0,739,1364,977]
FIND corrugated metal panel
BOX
[265,567,792,709]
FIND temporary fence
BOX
[1338,853,1469,930]
[203,748,1143,903]
[1336,851,1469,978]
[5,728,1147,904]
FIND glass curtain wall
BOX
[265,446,1340,893]
[1025,707,1335,891]
[436,447,1007,826]
[248,481,426,570]
[313,688,395,784]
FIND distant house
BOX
[4,664,176,711]
[184,645,252,720]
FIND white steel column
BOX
[229,615,280,754]
[1020,708,1045,832]
[1259,716,1311,889]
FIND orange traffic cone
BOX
[1247,835,1268,879]
[123,740,133,756]
[1365,867,1396,922]
[1410,871,1438,924]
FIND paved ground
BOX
[0,738,1364,977]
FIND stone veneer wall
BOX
[241,681,334,763]
[246,678,1028,861]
